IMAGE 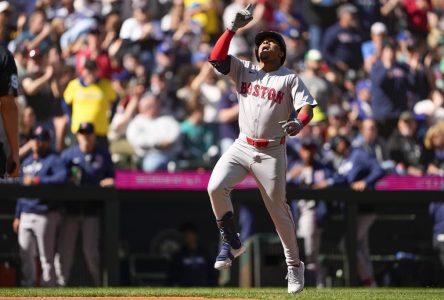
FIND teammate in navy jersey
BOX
[13,126,67,286]
[56,122,114,286]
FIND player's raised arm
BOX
[208,3,254,74]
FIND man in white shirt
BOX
[126,92,180,172]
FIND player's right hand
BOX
[12,218,20,234]
[229,3,254,32]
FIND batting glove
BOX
[228,3,254,32]
[279,119,304,136]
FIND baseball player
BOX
[0,46,20,178]
[207,3,317,294]
[13,126,67,286]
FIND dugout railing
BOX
[0,184,442,287]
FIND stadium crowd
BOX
[2,0,444,288]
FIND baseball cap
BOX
[28,48,42,60]
[397,30,412,42]
[371,22,387,35]
[305,49,322,62]
[157,42,172,55]
[356,79,371,93]
[337,4,358,17]
[0,1,11,14]
[32,126,51,141]
[77,122,95,134]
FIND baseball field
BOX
[0,287,443,300]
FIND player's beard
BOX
[259,50,271,61]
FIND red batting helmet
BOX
[254,31,286,65]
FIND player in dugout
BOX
[206,3,317,294]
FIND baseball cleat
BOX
[214,242,246,270]
[286,261,305,294]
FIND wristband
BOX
[297,111,311,126]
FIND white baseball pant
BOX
[18,211,60,287]
[208,138,301,266]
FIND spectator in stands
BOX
[413,88,444,126]
[300,0,339,51]
[56,0,98,59]
[10,9,51,54]
[190,62,223,133]
[322,3,364,74]
[423,121,444,175]
[57,122,115,287]
[325,105,352,142]
[370,41,414,138]
[176,98,218,170]
[281,27,306,71]
[300,49,332,114]
[18,106,36,160]
[75,27,112,80]
[354,0,383,39]
[361,22,389,73]
[21,48,57,126]
[402,0,432,42]
[353,118,392,171]
[183,0,222,43]
[119,1,162,43]
[21,46,69,152]
[63,59,117,149]
[149,69,181,119]
[107,78,144,167]
[126,92,181,172]
[287,137,333,287]
[168,222,217,287]
[387,111,424,176]
[349,79,373,123]
[315,134,385,287]
[13,126,67,287]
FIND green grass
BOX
[0,287,443,300]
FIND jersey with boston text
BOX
[227,55,316,140]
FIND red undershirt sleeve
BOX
[209,30,235,61]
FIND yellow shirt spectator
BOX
[184,0,221,41]
[64,78,117,137]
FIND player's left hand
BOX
[229,3,254,32]
[279,119,303,136]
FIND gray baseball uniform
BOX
[208,56,317,266]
